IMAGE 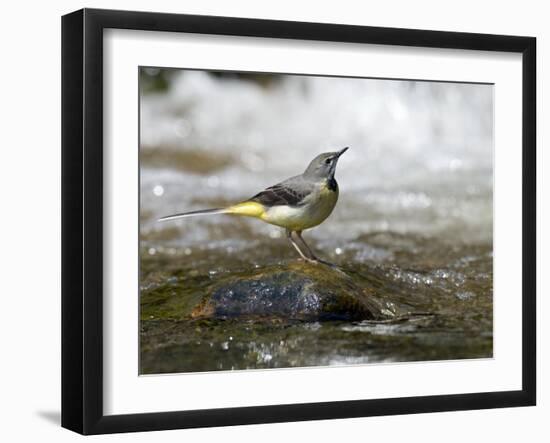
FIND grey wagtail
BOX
[159,147,348,263]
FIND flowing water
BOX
[139,69,493,374]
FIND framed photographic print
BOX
[61,8,536,435]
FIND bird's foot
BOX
[303,257,320,264]
[301,256,337,267]
[296,256,318,264]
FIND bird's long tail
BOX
[158,208,227,222]
[158,201,265,222]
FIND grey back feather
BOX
[249,175,314,207]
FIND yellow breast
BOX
[262,181,338,231]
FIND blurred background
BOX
[140,68,492,252]
[139,68,493,373]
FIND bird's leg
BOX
[295,231,339,267]
[294,230,319,262]
[286,229,315,262]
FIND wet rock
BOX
[192,261,384,321]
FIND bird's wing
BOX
[249,176,312,207]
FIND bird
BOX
[159,147,349,263]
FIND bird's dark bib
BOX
[327,177,338,192]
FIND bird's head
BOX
[303,147,348,180]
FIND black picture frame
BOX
[61,8,537,435]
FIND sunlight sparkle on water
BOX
[153,185,164,197]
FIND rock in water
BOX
[192,261,383,321]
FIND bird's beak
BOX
[336,147,349,158]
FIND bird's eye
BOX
[325,158,332,165]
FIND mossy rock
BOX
[192,261,383,321]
